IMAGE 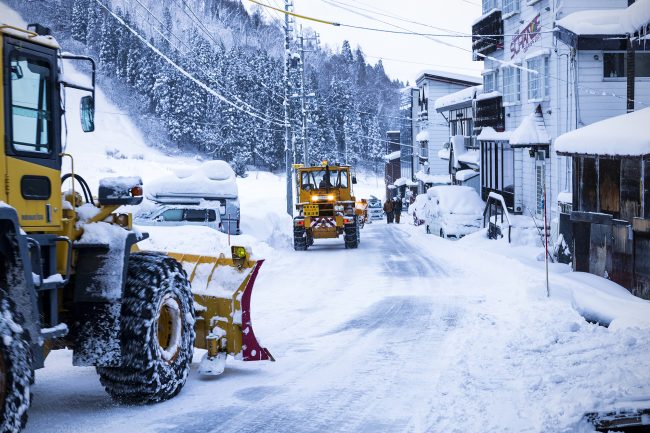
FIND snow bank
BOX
[556,0,650,35]
[555,107,650,156]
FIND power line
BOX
[93,0,286,126]
[125,0,286,123]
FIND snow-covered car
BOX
[424,185,484,239]
[134,204,222,231]
[144,160,241,234]
[367,196,383,220]
[409,193,430,226]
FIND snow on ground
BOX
[5,8,650,433]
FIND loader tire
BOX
[0,291,32,433]
[97,252,195,404]
[293,226,308,251]
[344,216,360,249]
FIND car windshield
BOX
[301,169,348,190]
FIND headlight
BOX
[311,195,318,202]
[327,195,335,201]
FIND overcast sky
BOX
[248,0,484,84]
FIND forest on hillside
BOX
[5,0,403,174]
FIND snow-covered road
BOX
[23,221,650,433]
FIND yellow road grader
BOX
[293,162,360,250]
[0,24,272,433]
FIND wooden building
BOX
[556,108,650,299]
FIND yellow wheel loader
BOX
[293,162,360,250]
[0,24,272,433]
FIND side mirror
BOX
[352,176,357,185]
[80,95,95,133]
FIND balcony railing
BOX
[472,9,503,60]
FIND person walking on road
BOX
[393,197,403,223]
[383,198,394,224]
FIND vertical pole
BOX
[284,0,293,216]
[544,174,550,298]
[299,27,308,165]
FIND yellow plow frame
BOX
[166,246,273,373]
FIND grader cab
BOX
[293,162,360,250]
[0,24,272,433]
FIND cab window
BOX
[9,52,53,155]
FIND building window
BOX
[503,0,519,15]
[483,70,498,93]
[603,52,650,78]
[482,0,500,13]
[481,140,514,209]
[604,52,626,78]
[527,55,549,101]
[502,66,520,104]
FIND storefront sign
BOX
[510,14,541,59]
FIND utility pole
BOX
[284,0,294,216]
[297,26,319,166]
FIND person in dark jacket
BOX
[393,197,403,223]
[383,198,394,223]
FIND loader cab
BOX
[1,29,63,231]
[1,25,95,232]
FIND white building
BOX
[471,0,650,220]
[414,71,481,188]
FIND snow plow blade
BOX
[166,246,274,373]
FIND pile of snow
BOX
[557,191,572,204]
[146,160,238,202]
[416,130,429,142]
[556,107,650,156]
[556,0,650,35]
[434,85,483,111]
[438,147,450,160]
[509,112,550,146]
[427,185,485,215]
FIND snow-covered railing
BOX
[483,192,512,243]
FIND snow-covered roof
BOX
[555,107,650,156]
[477,127,512,142]
[555,0,650,36]
[434,85,484,111]
[415,171,452,185]
[383,150,401,161]
[557,191,572,204]
[457,149,480,167]
[456,169,479,182]
[416,69,482,86]
[438,148,450,161]
[416,130,430,142]
[475,91,502,102]
[147,160,238,202]
[509,112,551,147]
